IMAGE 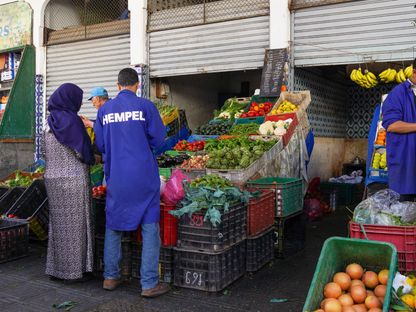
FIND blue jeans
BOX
[104,223,160,290]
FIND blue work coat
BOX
[382,81,416,195]
[94,90,166,230]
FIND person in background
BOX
[43,83,95,281]
[81,87,109,129]
[94,68,168,297]
[382,58,416,202]
[81,87,109,163]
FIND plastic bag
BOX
[161,169,190,205]
[353,189,416,225]
[304,198,323,221]
[160,176,166,195]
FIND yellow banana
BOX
[399,69,406,82]
[367,71,377,80]
[356,68,365,80]
[395,71,402,84]
[405,65,413,78]
[379,68,391,80]
[366,73,377,85]
[387,69,397,83]
[350,69,358,82]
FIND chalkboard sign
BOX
[260,49,288,97]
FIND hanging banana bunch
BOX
[378,68,397,83]
[379,65,412,84]
[404,64,414,79]
[350,67,378,89]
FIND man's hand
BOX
[387,121,416,134]
[80,115,94,128]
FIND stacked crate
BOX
[247,177,305,258]
[245,189,276,272]
[174,201,247,292]
[93,200,178,283]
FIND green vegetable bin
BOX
[303,237,397,312]
[90,167,104,187]
[246,177,303,217]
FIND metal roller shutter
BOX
[149,15,270,77]
[293,0,416,67]
[46,35,130,120]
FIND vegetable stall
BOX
[0,89,313,295]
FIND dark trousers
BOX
[399,194,416,202]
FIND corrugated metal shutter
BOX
[46,35,130,119]
[149,15,269,77]
[293,0,416,67]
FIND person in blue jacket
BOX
[94,68,169,297]
[382,59,416,202]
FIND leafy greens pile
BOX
[0,170,38,188]
[170,175,250,226]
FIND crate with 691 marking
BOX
[174,240,246,292]
[176,201,247,252]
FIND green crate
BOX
[320,182,363,206]
[234,116,265,125]
[303,237,397,312]
[159,168,172,179]
[250,95,277,104]
[247,177,303,217]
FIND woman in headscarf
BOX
[43,83,95,281]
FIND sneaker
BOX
[103,279,122,291]
[141,283,170,298]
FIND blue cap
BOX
[88,87,108,100]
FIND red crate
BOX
[247,190,275,236]
[265,113,298,146]
[136,203,178,247]
[349,222,416,272]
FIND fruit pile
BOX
[173,140,205,152]
[92,185,106,198]
[315,263,388,312]
[240,101,273,118]
[270,100,297,115]
[372,149,387,170]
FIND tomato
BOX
[259,103,264,109]
[241,113,247,118]
[258,110,265,116]
[253,106,259,112]
[248,111,255,117]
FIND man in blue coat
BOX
[94,68,168,297]
[382,59,416,201]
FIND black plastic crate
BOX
[177,202,247,252]
[93,198,106,235]
[0,187,25,215]
[0,218,29,263]
[0,187,8,200]
[131,243,174,283]
[6,180,48,240]
[246,228,274,272]
[94,233,134,280]
[275,212,306,258]
[174,241,246,292]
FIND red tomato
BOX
[248,111,255,117]
[258,110,265,116]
